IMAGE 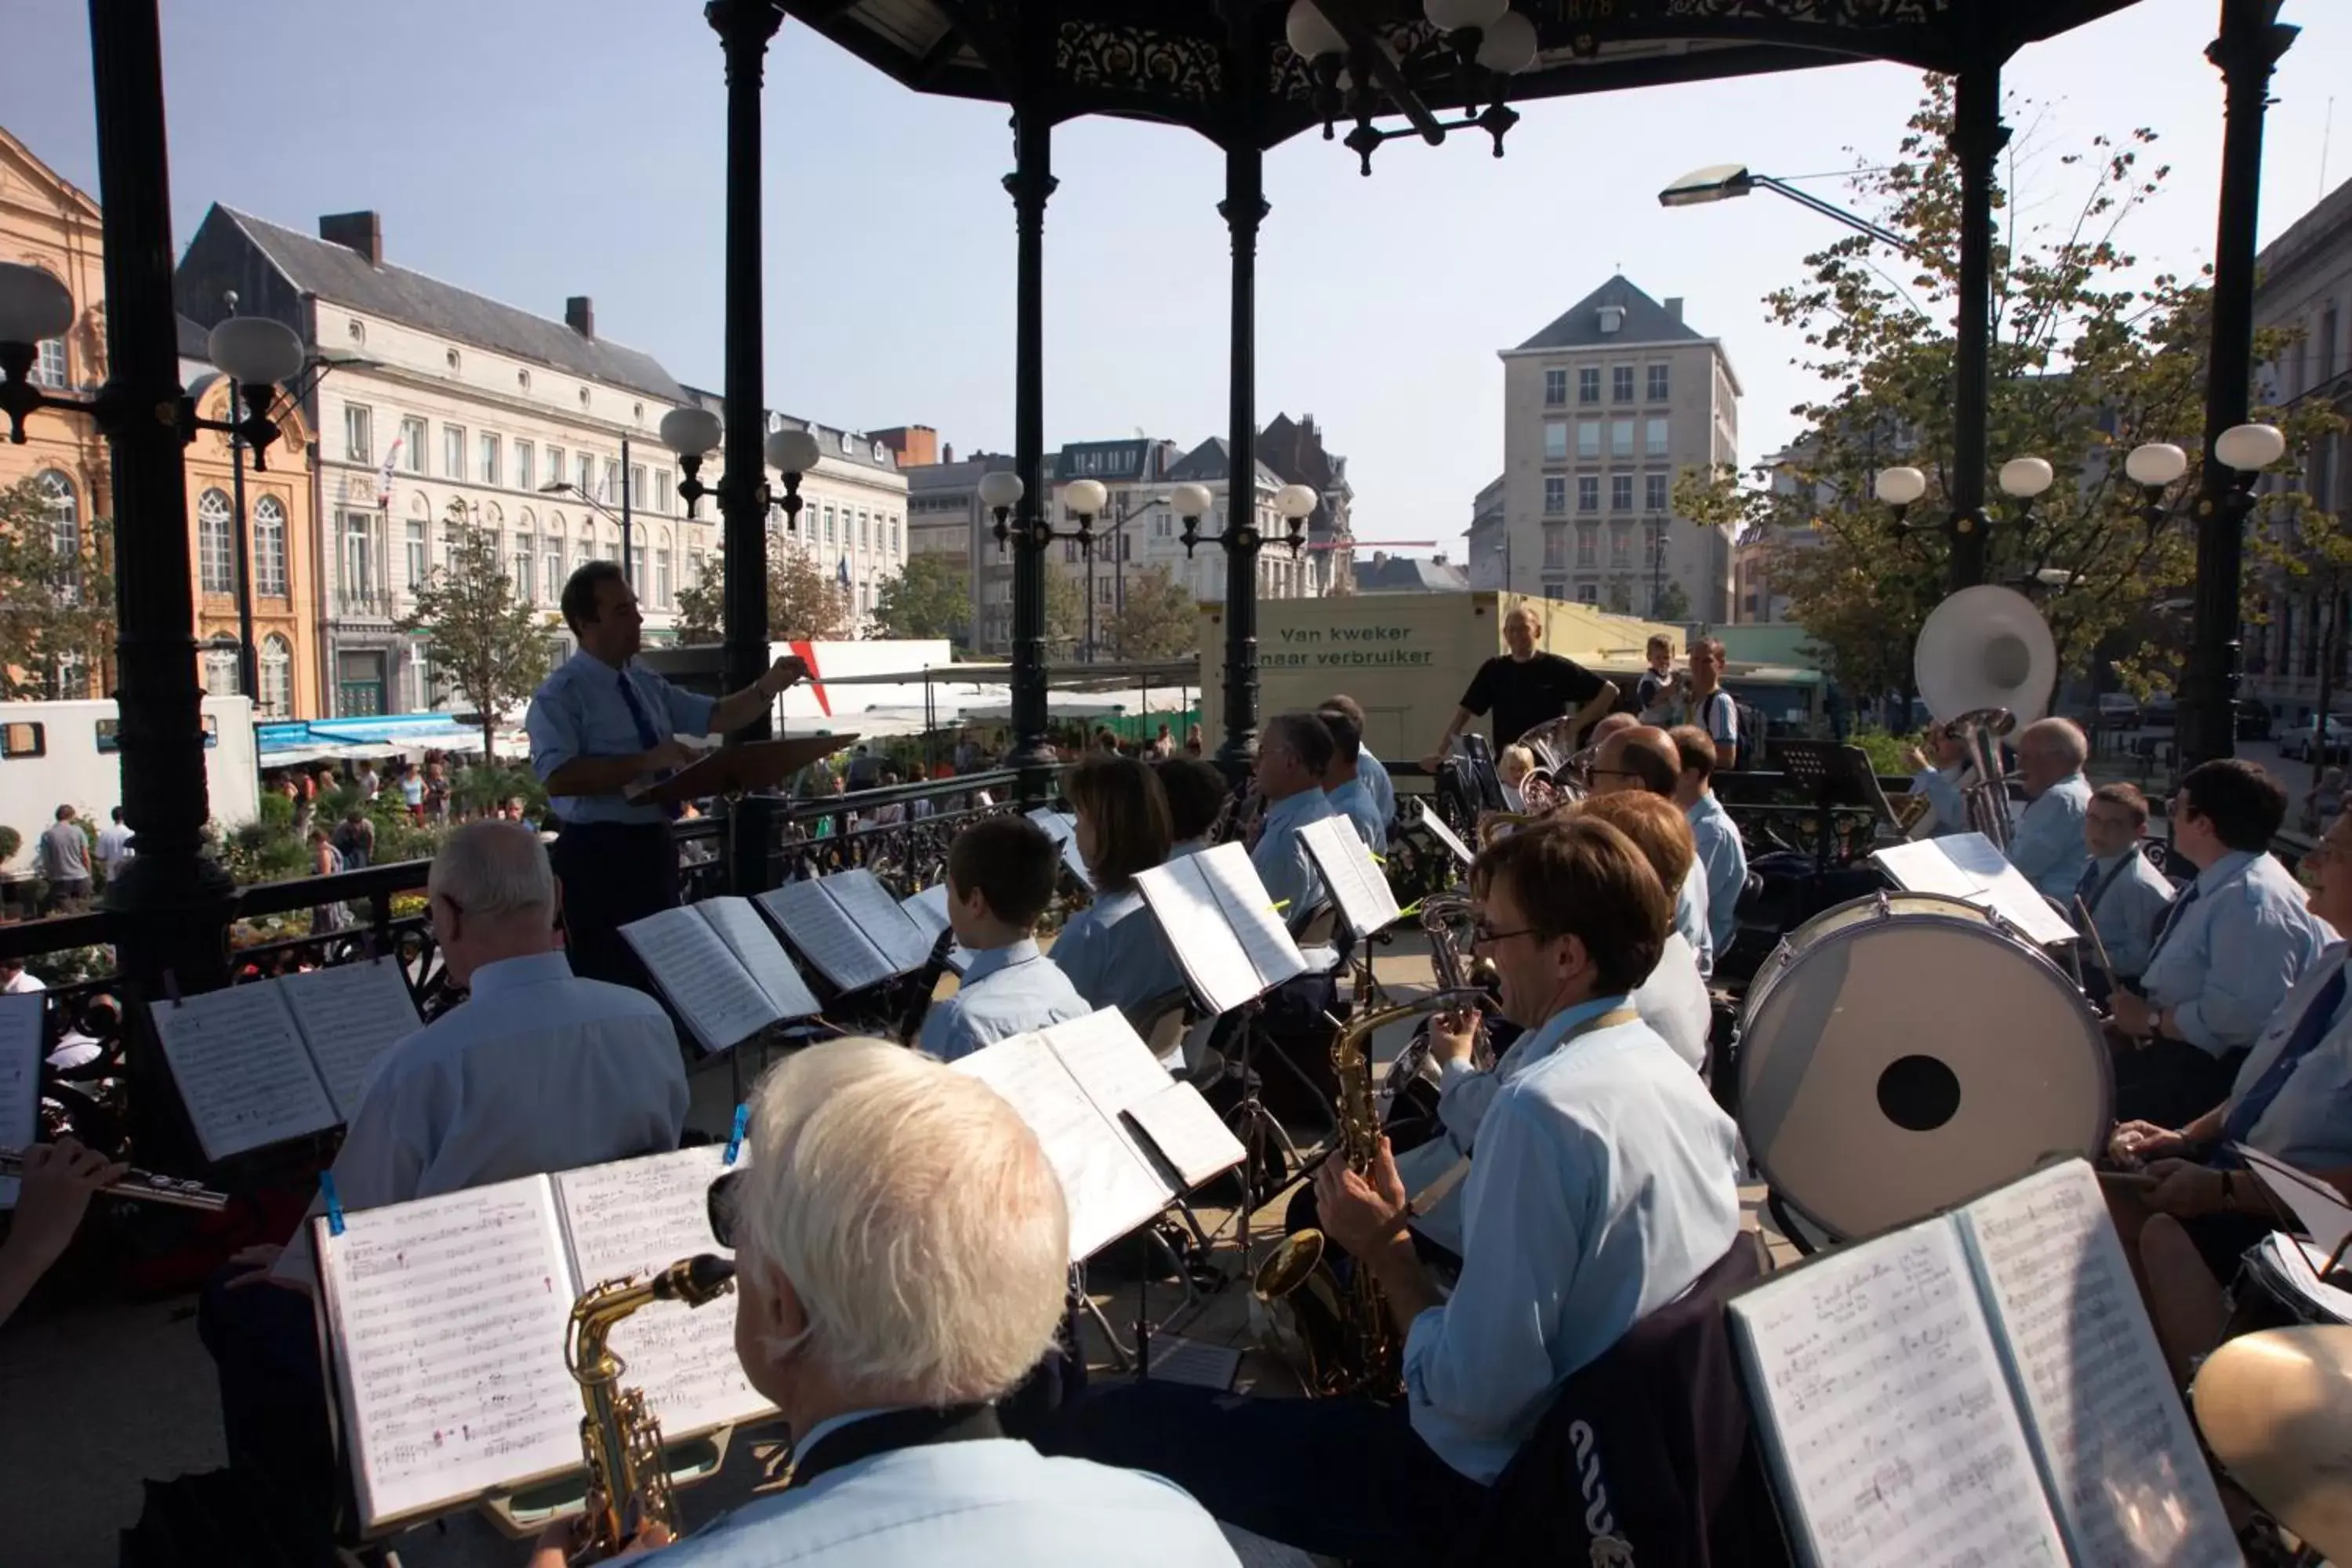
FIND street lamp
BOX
[1171,479,1315,559]
[1657,164,1914,253]
[652,408,822,543]
[996,475,1105,553]
[1875,452,2055,536]
[2122,424,2284,533]
[1283,0,1540,177]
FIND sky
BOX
[4,2,2347,550]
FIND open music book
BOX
[314,1143,769,1534]
[620,897,822,1054]
[147,959,421,1162]
[1414,797,1475,869]
[0,993,38,1207]
[1025,807,1094,891]
[1134,842,1308,1015]
[1870,833,2078,949]
[898,884,974,976]
[754,869,933,994]
[953,1007,1244,1262]
[1730,1159,2233,1568]
[1298,815,1400,940]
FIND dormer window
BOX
[1598,306,1624,334]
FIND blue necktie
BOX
[2074,858,2103,907]
[616,672,681,821]
[2222,961,2348,1146]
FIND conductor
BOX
[528,560,807,987]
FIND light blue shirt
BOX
[2005,771,2091,902]
[1050,887,1186,1019]
[1327,776,1384,851]
[1908,764,1968,837]
[2142,849,2334,1058]
[1401,1000,1744,1484]
[652,1421,1240,1567]
[1251,787,1338,924]
[1686,792,1746,958]
[917,938,1091,1062]
[2230,946,2352,1170]
[2077,845,2176,981]
[527,649,719,826]
[1358,743,1396,828]
[1675,863,1713,978]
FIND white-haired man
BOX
[2004,716,2093,902]
[542,1040,1240,1566]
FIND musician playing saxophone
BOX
[2003,717,2094,901]
[915,817,1089,1062]
[1044,818,1742,1564]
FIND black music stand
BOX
[1773,740,1900,872]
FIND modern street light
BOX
[1657,164,1915,252]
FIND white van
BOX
[0,695,260,873]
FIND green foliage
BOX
[673,553,726,644]
[1650,579,1693,623]
[1847,728,1927,778]
[1603,577,1633,615]
[1101,564,1197,662]
[0,479,114,699]
[397,503,560,760]
[873,554,972,643]
[449,762,546,820]
[1044,571,1084,650]
[769,540,852,640]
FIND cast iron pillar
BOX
[709,0,784,893]
[1004,106,1058,801]
[1216,1,1269,782]
[2180,0,2296,771]
[1946,66,2009,593]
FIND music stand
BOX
[1773,739,1900,872]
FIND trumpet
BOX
[0,1146,227,1212]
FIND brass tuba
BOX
[1254,988,1490,1399]
[564,1254,738,1560]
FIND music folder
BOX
[754,869,935,995]
[619,896,823,1054]
[1870,832,2078,949]
[898,884,975,976]
[0,993,39,1207]
[1729,1159,2232,1568]
[1133,842,1308,1016]
[1025,807,1094,891]
[1414,797,1475,869]
[624,733,856,807]
[1298,815,1401,941]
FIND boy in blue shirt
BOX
[919,815,1091,1062]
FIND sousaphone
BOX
[1915,583,2058,726]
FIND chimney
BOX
[318,210,383,266]
[1665,296,1685,324]
[943,441,956,463]
[565,296,595,339]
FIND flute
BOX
[0,1147,229,1212]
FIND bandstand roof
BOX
[788,0,2144,151]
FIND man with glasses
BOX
[1046,818,1743,1563]
[2074,782,2176,1008]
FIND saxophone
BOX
[564,1254,738,1561]
[1253,987,1489,1399]
[1380,897,1496,1117]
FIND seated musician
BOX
[2110,759,2332,1127]
[1590,724,1713,978]
[1048,753,1185,1018]
[1669,723,1748,963]
[1900,721,1971,838]
[0,1138,122,1330]
[199,822,689,1538]
[1156,754,1229,860]
[1044,818,1743,1563]
[916,816,1090,1062]
[1250,711,1343,939]
[543,1040,1241,1566]
[1323,693,1395,834]
[1318,703,1386,851]
[2074,782,2176,1008]
[2004,717,2092,901]
[2107,810,2352,1381]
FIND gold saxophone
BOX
[565,1253,738,1560]
[1253,987,1490,1399]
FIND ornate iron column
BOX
[1216,1,1268,779]
[709,0,784,893]
[1945,66,2009,593]
[2180,0,2296,771]
[1004,105,1058,799]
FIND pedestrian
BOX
[334,810,374,871]
[93,806,135,884]
[36,805,92,915]
[307,826,349,935]
[399,764,426,824]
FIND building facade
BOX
[1495,277,1739,619]
[1466,473,1505,590]
[175,205,710,718]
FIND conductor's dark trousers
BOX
[549,818,680,991]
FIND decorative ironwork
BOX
[1055,20,1224,106]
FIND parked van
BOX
[0,695,260,873]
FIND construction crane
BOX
[1303,537,1439,551]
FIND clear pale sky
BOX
[4,2,2345,549]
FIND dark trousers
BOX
[196,1264,336,1552]
[1043,1381,1486,1565]
[550,819,680,991]
[2114,1036,2248,1128]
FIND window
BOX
[1645,416,1669,457]
[203,648,240,698]
[343,510,379,602]
[34,336,67,388]
[631,544,647,591]
[1612,365,1635,402]
[630,465,648,506]
[604,459,620,503]
[1543,525,1566,571]
[1575,524,1597,569]
[1647,363,1670,401]
[253,495,288,596]
[1577,421,1600,461]
[890,520,901,554]
[197,488,236,593]
[516,539,536,601]
[259,636,292,717]
[654,470,672,514]
[1544,368,1567,406]
[344,404,372,463]
[858,511,870,550]
[514,440,534,492]
[1543,421,1568,463]
[1578,367,1600,405]
[824,506,837,545]
[545,535,564,602]
[38,470,78,597]
[1063,540,1078,564]
[1610,522,1632,568]
[444,424,466,480]
[405,517,427,586]
[1645,473,1669,514]
[656,546,673,608]
[1577,583,1598,604]
[1544,476,1566,515]
[1577,475,1599,513]
[2325,306,2342,383]
[575,533,592,575]
[576,452,594,495]
[481,433,501,488]
[547,447,565,492]
[399,416,426,473]
[1611,474,1634,511]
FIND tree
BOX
[1650,579,1693,624]
[768,541,851,640]
[397,502,558,760]
[872,554,971,642]
[1603,576,1634,615]
[0,478,114,699]
[673,553,725,644]
[1675,77,2338,709]
[1102,564,1198,662]
[1044,570,1085,653]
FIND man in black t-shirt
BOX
[1422,605,1619,768]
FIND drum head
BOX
[1740,895,2111,1240]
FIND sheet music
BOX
[1196,844,1308,993]
[1026,807,1094,891]
[1142,1334,1243,1391]
[1125,1086,1248,1189]
[2262,1232,2352,1319]
[620,906,778,1054]
[1871,834,2078,949]
[149,985,339,1161]
[1298,815,1400,939]
[318,1175,581,1528]
[2238,1142,2352,1258]
[278,960,421,1122]
[755,880,892,993]
[900,885,973,975]
[1960,1160,2237,1567]
[1416,797,1475,868]
[818,870,935,976]
[0,993,40,1207]
[1731,1219,2064,1567]
[1135,854,1259,1014]
[699,897,822,1023]
[553,1146,772,1438]
[953,1032,1169,1262]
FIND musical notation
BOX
[1962,1160,2237,1566]
[757,880,894,993]
[149,985,339,1161]
[622,906,783,1054]
[1298,815,1399,940]
[320,1175,581,1527]
[699,897,822,1022]
[1135,844,1305,1015]
[1044,1009,1243,1191]
[955,1029,1169,1263]
[278,959,421,1121]
[0,993,41,1208]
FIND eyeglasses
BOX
[1472,920,1541,946]
[706,1167,742,1249]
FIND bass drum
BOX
[1739,891,2111,1243]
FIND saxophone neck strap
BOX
[784,1403,1001,1491]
